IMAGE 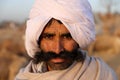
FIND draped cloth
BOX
[15,55,117,80]
[25,0,96,57]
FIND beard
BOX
[33,49,85,70]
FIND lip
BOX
[50,58,65,63]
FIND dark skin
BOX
[39,19,79,71]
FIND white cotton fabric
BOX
[15,55,117,80]
[25,0,95,57]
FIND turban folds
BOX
[25,0,95,57]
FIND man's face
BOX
[39,19,78,71]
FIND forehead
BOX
[42,19,70,33]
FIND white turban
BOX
[25,0,95,57]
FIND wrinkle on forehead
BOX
[42,19,70,35]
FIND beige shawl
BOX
[15,56,117,80]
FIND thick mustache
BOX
[33,50,78,64]
[42,51,76,59]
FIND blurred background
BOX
[0,0,120,80]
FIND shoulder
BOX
[92,57,118,80]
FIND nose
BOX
[53,38,64,54]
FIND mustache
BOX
[33,50,85,64]
[33,50,77,64]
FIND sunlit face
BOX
[39,19,78,71]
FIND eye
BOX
[62,33,72,40]
[42,33,54,40]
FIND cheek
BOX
[40,41,54,52]
[63,41,78,51]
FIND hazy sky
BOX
[0,0,34,23]
[0,0,119,23]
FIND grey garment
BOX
[31,62,48,73]
[15,54,118,80]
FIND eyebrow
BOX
[37,33,55,45]
[41,32,72,38]
[42,33,55,37]
[61,33,72,37]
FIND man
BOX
[15,0,117,80]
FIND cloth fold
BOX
[15,55,117,80]
[25,0,95,57]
